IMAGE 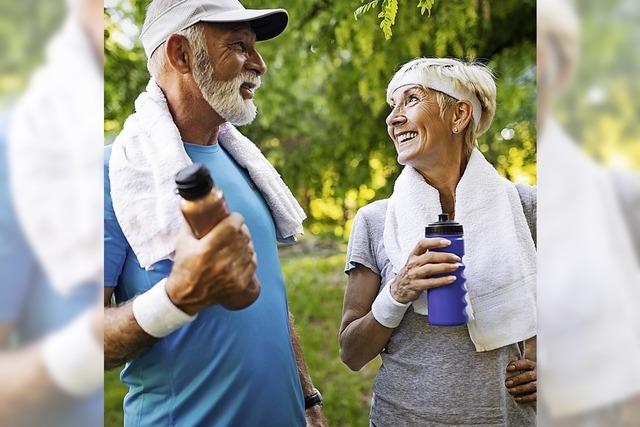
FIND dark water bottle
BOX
[175,163,260,310]
[175,163,230,239]
[425,214,468,326]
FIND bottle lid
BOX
[175,163,214,200]
[425,213,463,236]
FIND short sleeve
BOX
[611,170,640,260]
[344,208,380,275]
[0,116,35,322]
[515,183,537,246]
[104,146,127,287]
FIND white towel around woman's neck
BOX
[109,79,306,269]
[383,148,536,352]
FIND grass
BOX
[104,245,379,426]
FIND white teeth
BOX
[396,132,418,143]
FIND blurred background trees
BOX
[105,0,536,240]
[0,0,65,106]
[553,0,640,170]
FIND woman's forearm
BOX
[339,312,393,371]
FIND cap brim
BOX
[199,8,288,41]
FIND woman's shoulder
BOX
[346,199,389,274]
[355,199,388,226]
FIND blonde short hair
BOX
[387,58,497,159]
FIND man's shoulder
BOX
[0,113,10,157]
[103,145,115,204]
[104,144,114,186]
[0,114,13,192]
[104,144,113,169]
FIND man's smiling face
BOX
[190,22,267,125]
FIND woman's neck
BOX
[414,145,468,217]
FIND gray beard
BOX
[191,51,260,126]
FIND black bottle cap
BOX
[175,163,214,201]
[425,213,463,236]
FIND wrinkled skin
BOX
[166,213,259,314]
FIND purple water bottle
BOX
[425,213,468,326]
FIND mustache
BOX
[238,71,261,90]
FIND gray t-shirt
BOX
[345,200,536,427]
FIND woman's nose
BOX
[386,109,406,127]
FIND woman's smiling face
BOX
[386,85,452,168]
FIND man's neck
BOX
[160,78,224,146]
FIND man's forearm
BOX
[104,300,157,369]
[288,313,328,425]
[288,312,315,396]
[0,344,73,426]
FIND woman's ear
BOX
[452,100,473,133]
[165,34,192,75]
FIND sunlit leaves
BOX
[418,0,436,16]
[105,0,536,240]
[377,0,398,40]
[354,0,435,39]
[353,0,379,21]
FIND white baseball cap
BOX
[140,0,289,58]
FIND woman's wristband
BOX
[132,278,198,338]
[42,310,103,397]
[371,280,411,328]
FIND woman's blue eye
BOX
[408,95,419,103]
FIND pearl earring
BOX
[453,127,458,133]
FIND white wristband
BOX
[42,310,103,397]
[132,278,198,338]
[371,280,411,328]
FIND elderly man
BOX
[103,1,327,426]
[0,0,103,426]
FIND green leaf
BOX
[353,0,379,21]
[378,0,398,39]
[418,0,436,16]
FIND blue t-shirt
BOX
[0,115,102,426]
[104,142,305,427]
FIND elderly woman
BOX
[339,58,537,426]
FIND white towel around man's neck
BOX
[109,79,306,269]
[383,148,536,352]
[8,17,102,296]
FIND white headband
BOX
[387,69,482,129]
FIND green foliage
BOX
[104,248,378,427]
[282,250,379,426]
[353,0,379,21]
[104,1,151,134]
[105,0,536,241]
[418,0,436,15]
[0,0,65,100]
[355,0,433,39]
[377,0,398,40]
[554,0,640,170]
[104,369,127,426]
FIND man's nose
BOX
[246,49,267,76]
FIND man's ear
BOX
[165,34,192,74]
[452,100,473,132]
